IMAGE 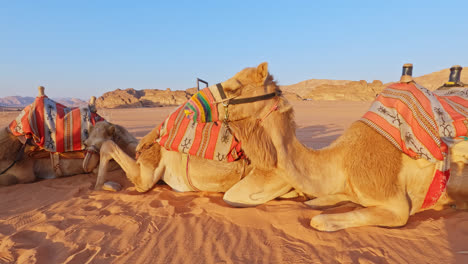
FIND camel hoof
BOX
[310,215,342,232]
[102,181,121,192]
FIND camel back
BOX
[361,82,468,208]
[8,96,105,153]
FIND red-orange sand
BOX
[0,101,467,264]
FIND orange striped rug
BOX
[9,96,104,153]
[361,82,468,208]
[156,86,243,162]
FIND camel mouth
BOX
[83,146,100,173]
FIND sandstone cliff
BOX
[281,79,385,101]
[281,66,468,101]
[96,88,193,108]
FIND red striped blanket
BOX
[361,82,468,208]
[8,96,105,153]
[156,86,243,162]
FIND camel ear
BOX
[256,62,269,82]
[107,124,115,136]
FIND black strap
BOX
[229,92,278,105]
[216,83,281,105]
[216,83,227,100]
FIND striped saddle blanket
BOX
[361,82,468,208]
[156,85,243,162]
[8,96,105,153]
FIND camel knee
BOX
[100,140,117,159]
[128,163,160,193]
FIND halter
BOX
[216,83,281,105]
[215,83,282,125]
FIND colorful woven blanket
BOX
[8,96,105,153]
[361,82,468,208]
[156,86,243,162]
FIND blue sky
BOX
[1,0,467,99]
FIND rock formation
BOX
[96,88,193,108]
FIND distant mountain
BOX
[0,96,35,107]
[0,96,87,108]
[54,98,88,107]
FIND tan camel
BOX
[256,66,468,231]
[0,88,104,186]
[92,62,468,229]
[92,62,295,206]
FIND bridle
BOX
[183,83,281,188]
[215,83,282,125]
[216,83,280,105]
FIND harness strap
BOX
[258,98,280,123]
[50,153,64,177]
[216,83,281,105]
[230,92,279,105]
[185,154,201,191]
[216,83,227,100]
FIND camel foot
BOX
[310,214,343,232]
[102,181,122,192]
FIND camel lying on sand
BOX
[94,62,468,230]
[89,62,296,206]
[266,65,468,231]
[0,87,122,186]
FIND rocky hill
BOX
[281,66,468,101]
[95,88,194,108]
[3,67,465,109]
[413,67,468,90]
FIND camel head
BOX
[83,121,115,172]
[211,63,294,167]
[216,62,285,122]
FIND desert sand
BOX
[0,101,467,264]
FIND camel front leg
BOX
[305,194,352,209]
[223,167,292,207]
[309,199,409,231]
[97,140,161,192]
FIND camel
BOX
[260,64,468,231]
[97,62,468,230]
[91,62,296,206]
[0,87,108,186]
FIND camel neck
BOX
[262,110,346,197]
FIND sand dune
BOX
[0,101,467,264]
